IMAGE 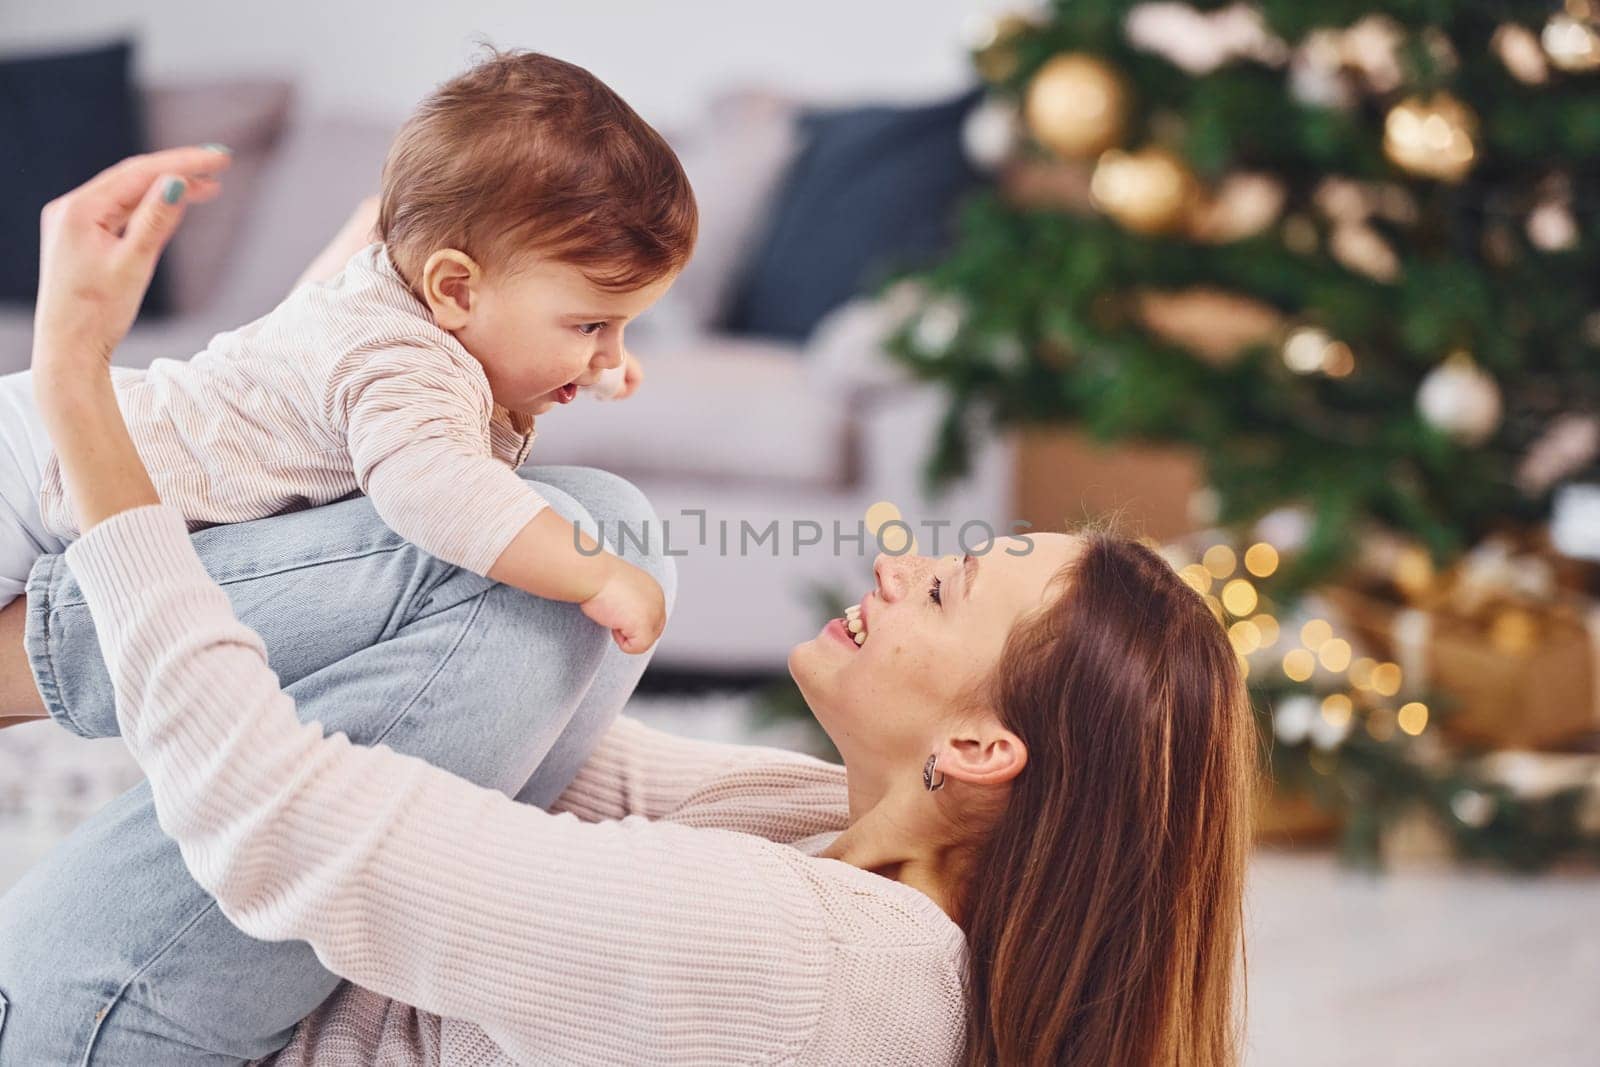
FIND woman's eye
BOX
[929,576,942,606]
[577,322,605,336]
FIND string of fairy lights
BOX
[1169,537,1433,745]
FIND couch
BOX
[0,79,1012,673]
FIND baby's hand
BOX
[582,356,642,401]
[581,559,666,654]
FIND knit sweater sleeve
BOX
[329,343,547,576]
[66,507,837,1064]
[550,715,846,823]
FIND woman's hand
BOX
[32,146,231,381]
[31,146,230,531]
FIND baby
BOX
[0,51,697,653]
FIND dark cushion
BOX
[723,89,984,343]
[0,39,167,314]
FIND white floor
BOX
[4,704,1598,1066]
[1243,849,1599,1066]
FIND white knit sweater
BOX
[67,506,968,1065]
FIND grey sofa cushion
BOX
[529,337,855,490]
[654,91,801,337]
[144,78,295,313]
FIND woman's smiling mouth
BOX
[843,599,870,646]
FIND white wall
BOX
[2,0,1016,128]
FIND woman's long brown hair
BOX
[957,534,1254,1066]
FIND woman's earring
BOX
[923,753,946,792]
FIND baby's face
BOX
[455,258,675,414]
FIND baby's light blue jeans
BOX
[0,466,676,1065]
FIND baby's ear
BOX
[418,248,480,329]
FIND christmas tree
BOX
[886,1,1600,868]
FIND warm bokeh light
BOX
[1300,618,1333,650]
[1372,662,1403,696]
[1318,637,1353,672]
[865,500,916,554]
[1321,693,1353,725]
[1221,578,1259,616]
[1203,544,1238,578]
[1322,341,1356,377]
[1252,613,1281,647]
[1228,619,1263,654]
[1398,701,1429,735]
[1350,657,1377,690]
[1283,327,1330,373]
[1283,648,1316,682]
[1203,594,1225,621]
[1244,542,1279,577]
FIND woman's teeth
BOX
[844,603,868,646]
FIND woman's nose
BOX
[873,553,918,602]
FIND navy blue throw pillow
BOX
[723,89,985,343]
[0,39,167,313]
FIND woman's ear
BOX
[419,248,481,330]
[938,720,1028,788]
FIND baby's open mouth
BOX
[555,382,578,403]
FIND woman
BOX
[0,151,1253,1065]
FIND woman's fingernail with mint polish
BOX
[163,178,186,204]
[200,142,232,155]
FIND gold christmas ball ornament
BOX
[1383,93,1479,182]
[1025,53,1129,159]
[1542,12,1600,72]
[1089,147,1195,234]
[1416,352,1503,446]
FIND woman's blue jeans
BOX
[0,466,675,1065]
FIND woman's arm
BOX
[31,148,230,527]
[552,713,847,826]
[291,195,379,292]
[65,507,834,1062]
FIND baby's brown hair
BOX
[379,50,697,291]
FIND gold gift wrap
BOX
[1325,582,1598,750]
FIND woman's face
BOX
[788,533,1082,773]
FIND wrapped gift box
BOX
[1325,583,1599,749]
[1013,427,1205,542]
